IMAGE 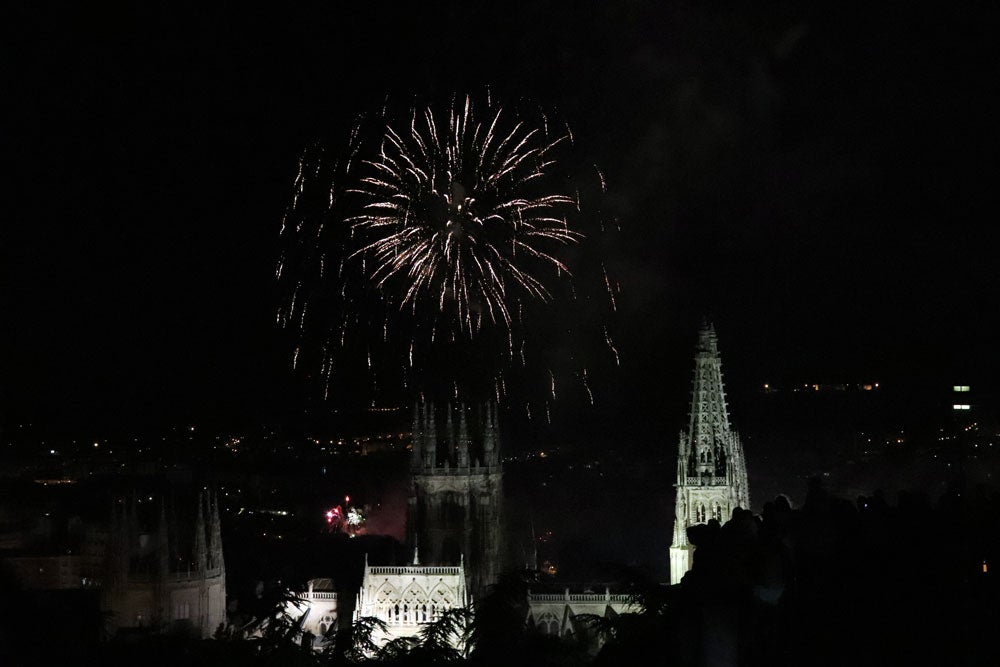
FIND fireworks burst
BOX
[349,95,582,342]
[277,93,619,411]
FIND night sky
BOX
[6,3,999,438]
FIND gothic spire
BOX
[482,401,498,467]
[670,323,751,584]
[687,320,731,473]
[412,401,423,471]
[426,402,437,468]
[457,403,470,468]
[445,403,455,466]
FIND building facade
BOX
[355,556,469,645]
[670,323,750,585]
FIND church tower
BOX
[669,323,750,584]
[408,400,504,596]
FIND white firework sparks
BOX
[347,95,583,339]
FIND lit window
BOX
[953,405,971,411]
[953,385,971,392]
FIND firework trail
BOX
[277,94,620,413]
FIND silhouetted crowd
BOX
[597,477,999,666]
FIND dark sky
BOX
[5,2,999,437]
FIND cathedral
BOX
[669,323,750,584]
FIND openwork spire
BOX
[670,323,750,584]
[687,321,731,452]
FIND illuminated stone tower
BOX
[669,323,750,584]
[409,400,504,596]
